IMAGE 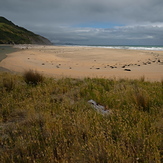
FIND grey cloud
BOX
[0,0,163,45]
[43,24,163,45]
[1,0,163,24]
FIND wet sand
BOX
[0,45,163,81]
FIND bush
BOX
[23,70,44,85]
[133,90,150,112]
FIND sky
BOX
[1,0,163,45]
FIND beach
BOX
[0,45,163,81]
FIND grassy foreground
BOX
[0,71,163,162]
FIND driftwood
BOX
[88,99,111,115]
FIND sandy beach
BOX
[0,45,163,81]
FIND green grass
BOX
[0,72,163,162]
[0,23,31,44]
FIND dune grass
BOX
[23,69,44,85]
[0,71,163,162]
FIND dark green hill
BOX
[0,17,52,45]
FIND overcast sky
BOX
[1,0,163,45]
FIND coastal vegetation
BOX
[0,17,51,45]
[0,71,163,162]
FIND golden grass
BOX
[0,72,163,162]
[23,69,44,85]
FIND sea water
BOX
[88,45,163,51]
[0,45,19,72]
[97,45,163,51]
[65,45,163,51]
[0,45,19,61]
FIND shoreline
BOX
[0,45,163,81]
[13,44,163,51]
[0,45,20,72]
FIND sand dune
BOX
[0,45,163,81]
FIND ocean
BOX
[71,45,163,51]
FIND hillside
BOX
[0,17,52,45]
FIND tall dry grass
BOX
[0,72,163,162]
[23,69,44,85]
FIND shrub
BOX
[139,76,145,82]
[23,70,44,85]
[132,89,150,112]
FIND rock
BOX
[124,69,131,71]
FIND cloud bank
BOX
[1,0,163,45]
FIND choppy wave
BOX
[92,45,163,51]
